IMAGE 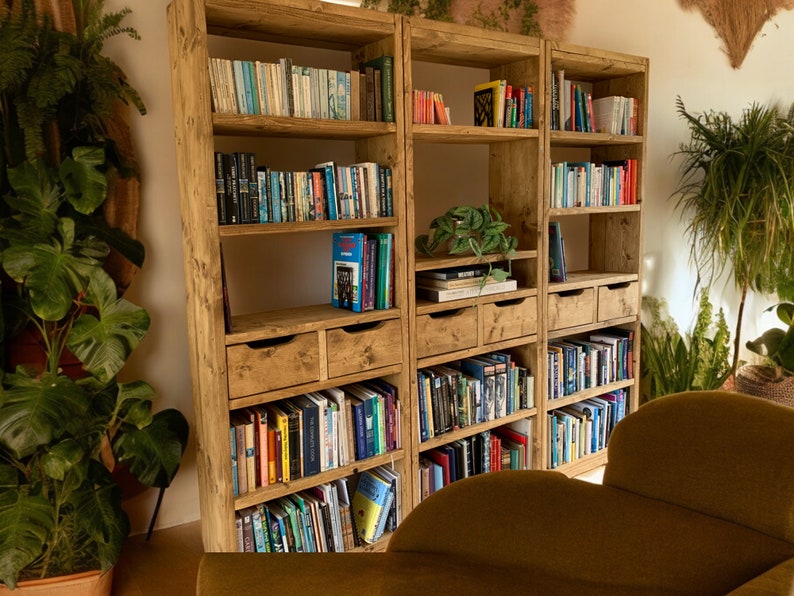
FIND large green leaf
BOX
[69,462,128,573]
[59,146,108,215]
[67,268,149,383]
[0,370,89,459]
[1,159,62,244]
[41,438,86,482]
[0,487,54,589]
[2,218,103,321]
[113,409,189,488]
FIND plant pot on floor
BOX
[734,364,794,407]
[0,569,113,596]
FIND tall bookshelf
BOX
[167,0,647,552]
[403,17,544,504]
[542,42,648,476]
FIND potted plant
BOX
[735,302,794,406]
[415,203,519,287]
[640,289,732,403]
[0,1,189,592]
[672,97,794,375]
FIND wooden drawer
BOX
[598,282,639,322]
[226,332,320,398]
[326,318,402,377]
[415,307,478,359]
[548,288,594,331]
[483,295,537,344]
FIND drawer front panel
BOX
[597,282,639,322]
[227,332,320,398]
[483,296,538,344]
[548,288,595,331]
[327,318,402,377]
[416,307,478,359]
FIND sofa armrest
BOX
[726,557,794,595]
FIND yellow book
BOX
[265,404,290,483]
[352,469,393,543]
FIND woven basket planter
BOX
[735,365,794,407]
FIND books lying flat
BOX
[416,264,490,280]
[415,275,499,290]
[417,279,517,302]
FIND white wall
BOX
[101,0,794,533]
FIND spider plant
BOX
[672,97,794,374]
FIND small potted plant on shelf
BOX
[415,203,519,286]
[735,302,794,407]
[0,1,189,592]
[672,97,794,377]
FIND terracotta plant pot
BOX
[0,568,113,596]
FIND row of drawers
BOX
[225,282,638,399]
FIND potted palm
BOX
[672,97,794,375]
[0,1,189,592]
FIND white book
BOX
[416,278,517,303]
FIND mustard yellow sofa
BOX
[197,391,794,595]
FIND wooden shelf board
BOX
[549,130,643,147]
[213,113,396,138]
[414,250,537,272]
[548,205,640,216]
[546,378,635,409]
[417,408,537,453]
[411,124,538,144]
[219,217,399,237]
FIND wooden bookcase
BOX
[542,41,648,476]
[167,0,647,552]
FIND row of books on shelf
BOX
[547,329,634,400]
[413,89,451,125]
[235,464,401,552]
[417,353,535,442]
[419,419,533,501]
[331,232,394,312]
[473,80,534,128]
[550,69,638,135]
[214,152,394,225]
[416,264,517,303]
[547,389,627,468]
[208,55,395,122]
[229,380,400,496]
[549,159,638,208]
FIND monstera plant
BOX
[0,0,188,590]
[0,150,189,589]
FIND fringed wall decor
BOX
[679,0,794,69]
[362,0,576,39]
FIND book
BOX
[289,394,321,477]
[331,232,366,312]
[213,152,227,224]
[416,278,517,303]
[474,80,503,127]
[416,264,490,280]
[362,55,394,123]
[548,221,567,282]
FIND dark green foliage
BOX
[746,302,794,375]
[673,97,794,373]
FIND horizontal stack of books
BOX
[416,264,516,302]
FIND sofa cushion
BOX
[387,470,794,594]
[603,391,794,544]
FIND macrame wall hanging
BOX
[363,0,576,39]
[679,0,794,69]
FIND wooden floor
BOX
[112,521,204,596]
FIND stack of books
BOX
[416,264,516,302]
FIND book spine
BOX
[214,152,227,225]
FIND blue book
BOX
[289,395,321,477]
[348,395,367,461]
[269,170,282,223]
[331,232,365,312]
[230,425,238,496]
[257,167,269,223]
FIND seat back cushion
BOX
[603,390,794,543]
[387,470,794,594]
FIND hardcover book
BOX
[416,278,517,303]
[548,221,567,282]
[352,469,394,543]
[331,232,366,312]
